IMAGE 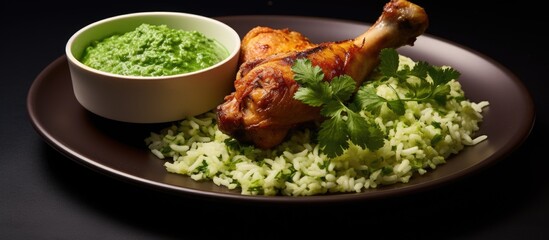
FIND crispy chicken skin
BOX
[239,26,315,64]
[217,0,429,149]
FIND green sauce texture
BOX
[81,23,229,76]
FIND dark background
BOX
[1,1,547,239]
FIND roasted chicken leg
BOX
[217,0,429,149]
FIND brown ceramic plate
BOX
[27,16,535,204]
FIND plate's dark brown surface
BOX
[27,16,535,204]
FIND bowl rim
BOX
[65,11,241,80]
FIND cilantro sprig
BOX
[291,48,461,158]
[355,48,461,115]
[292,59,384,158]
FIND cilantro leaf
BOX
[320,100,345,118]
[432,84,451,105]
[330,75,356,101]
[428,66,460,85]
[410,80,433,99]
[292,58,324,84]
[379,48,400,77]
[346,111,373,149]
[365,124,385,150]
[387,100,405,115]
[355,86,386,114]
[318,116,349,158]
[410,61,430,79]
[293,82,332,107]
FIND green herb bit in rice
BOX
[145,49,489,196]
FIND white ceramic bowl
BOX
[66,12,241,123]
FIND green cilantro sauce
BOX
[81,23,229,76]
